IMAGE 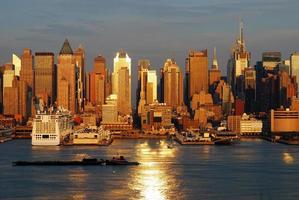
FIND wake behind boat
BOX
[13,156,139,166]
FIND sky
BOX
[1,0,299,105]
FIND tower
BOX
[112,50,131,115]
[57,39,77,113]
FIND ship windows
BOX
[42,135,49,139]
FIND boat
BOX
[12,156,139,166]
[31,108,73,146]
[105,156,140,165]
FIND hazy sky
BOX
[1,0,299,89]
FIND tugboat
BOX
[13,156,139,166]
[105,156,139,165]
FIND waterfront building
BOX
[57,39,77,113]
[228,114,262,135]
[12,54,21,76]
[161,58,184,109]
[112,51,131,115]
[141,102,173,132]
[271,109,299,133]
[186,49,208,101]
[73,46,85,112]
[34,52,55,106]
[262,52,281,71]
[290,52,299,96]
[227,21,250,99]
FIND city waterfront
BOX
[1,139,299,200]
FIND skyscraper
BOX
[227,21,250,99]
[209,47,221,86]
[57,39,77,113]
[186,49,208,101]
[136,59,157,115]
[89,55,106,106]
[161,58,184,108]
[20,48,34,93]
[73,46,85,112]
[34,52,55,106]
[290,52,299,96]
[112,50,131,115]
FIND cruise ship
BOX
[32,109,73,146]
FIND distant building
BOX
[20,48,34,94]
[57,39,77,113]
[161,58,184,109]
[227,21,250,99]
[3,76,28,119]
[209,47,221,86]
[73,46,85,112]
[34,52,55,106]
[244,67,256,113]
[89,55,106,106]
[271,109,299,133]
[112,51,131,115]
[136,59,158,115]
[262,52,281,71]
[186,49,208,101]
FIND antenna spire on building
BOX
[212,47,219,70]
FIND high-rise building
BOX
[57,39,77,113]
[20,48,34,93]
[3,63,15,88]
[73,46,85,112]
[290,52,299,96]
[112,51,131,115]
[186,49,208,100]
[3,76,28,119]
[89,55,106,106]
[12,54,21,76]
[227,21,250,99]
[34,52,55,106]
[136,59,157,115]
[161,59,184,108]
[244,67,256,113]
[262,52,281,71]
[209,47,221,86]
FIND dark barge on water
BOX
[13,156,139,166]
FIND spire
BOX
[212,47,219,70]
[240,19,244,44]
[239,19,246,51]
[59,38,73,55]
